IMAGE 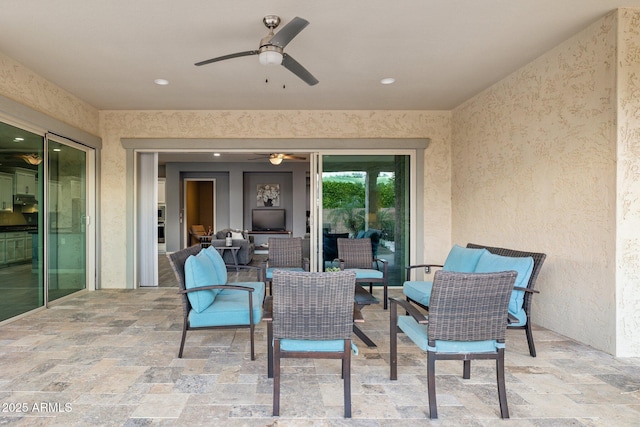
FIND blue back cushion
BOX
[202,246,228,284]
[474,251,534,315]
[442,245,488,272]
[184,251,221,313]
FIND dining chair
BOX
[271,269,357,418]
[337,237,389,309]
[390,270,518,419]
[261,237,310,295]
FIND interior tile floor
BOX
[0,256,638,425]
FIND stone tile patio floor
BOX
[0,283,639,426]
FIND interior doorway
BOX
[184,179,216,246]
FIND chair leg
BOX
[344,339,352,418]
[496,348,509,418]
[389,300,398,380]
[178,321,188,358]
[463,360,471,379]
[383,282,388,310]
[525,321,537,357]
[427,351,438,419]
[273,339,281,416]
[267,322,274,378]
[249,323,255,361]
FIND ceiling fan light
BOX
[259,50,283,65]
[269,156,283,165]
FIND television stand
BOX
[248,230,291,235]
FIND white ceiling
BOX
[1,0,638,112]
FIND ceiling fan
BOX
[195,15,319,86]
[250,153,307,165]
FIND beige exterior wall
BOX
[99,110,452,288]
[0,51,99,135]
[616,9,640,357]
[452,10,640,356]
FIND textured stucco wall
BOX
[616,9,640,357]
[452,12,620,354]
[99,110,452,289]
[0,51,99,135]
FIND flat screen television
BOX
[252,209,286,231]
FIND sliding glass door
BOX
[46,134,95,301]
[319,154,411,285]
[0,122,44,321]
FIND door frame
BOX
[182,178,216,247]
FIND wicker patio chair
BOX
[167,245,265,360]
[271,270,356,418]
[390,270,518,419]
[261,237,310,295]
[403,243,546,357]
[337,237,389,309]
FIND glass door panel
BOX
[0,121,44,321]
[320,155,410,285]
[47,136,89,301]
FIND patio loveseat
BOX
[403,243,546,356]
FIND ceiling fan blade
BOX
[195,50,258,66]
[283,154,306,160]
[269,17,309,48]
[281,53,318,86]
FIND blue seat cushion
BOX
[348,268,384,279]
[474,252,534,320]
[442,244,488,272]
[202,246,228,284]
[189,281,265,328]
[403,280,433,306]
[397,315,503,353]
[266,267,305,280]
[184,251,222,313]
[280,339,359,355]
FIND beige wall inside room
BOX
[2,9,640,357]
[452,9,640,356]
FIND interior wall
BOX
[243,171,294,231]
[452,11,619,354]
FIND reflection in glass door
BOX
[0,121,44,321]
[320,154,411,285]
[47,135,93,301]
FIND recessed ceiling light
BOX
[380,77,396,85]
[53,148,61,152]
[213,153,221,157]
[154,79,169,85]
[13,137,24,142]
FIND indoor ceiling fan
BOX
[195,15,319,86]
[250,153,307,165]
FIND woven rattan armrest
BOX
[405,264,444,279]
[179,284,257,294]
[389,297,428,324]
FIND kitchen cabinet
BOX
[0,173,13,212]
[14,168,37,196]
[2,232,32,264]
